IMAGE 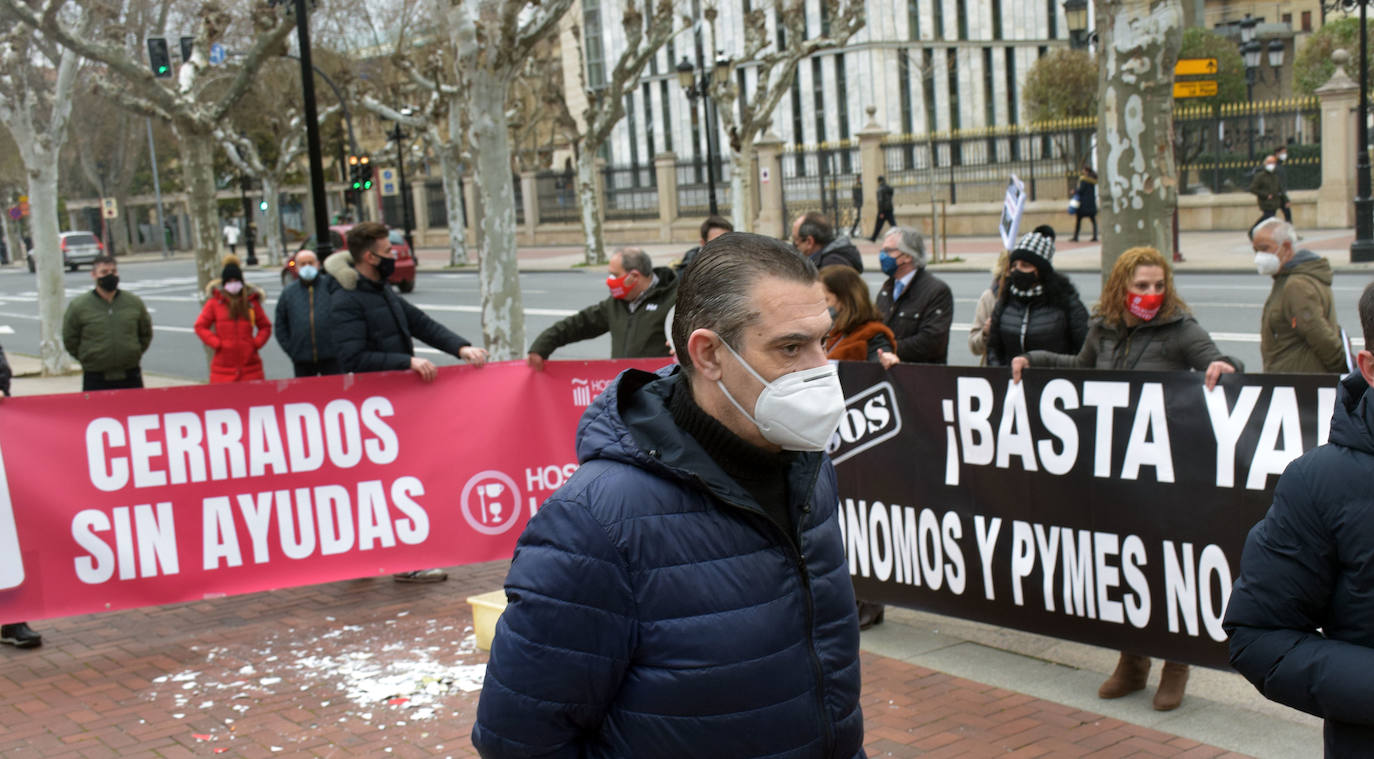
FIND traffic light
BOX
[360,155,373,190]
[348,154,362,191]
[179,36,194,62]
[259,199,268,212]
[147,37,172,78]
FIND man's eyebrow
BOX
[767,330,824,347]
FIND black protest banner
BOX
[831,362,1341,669]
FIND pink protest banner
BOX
[0,359,667,622]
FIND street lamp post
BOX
[1063,0,1089,50]
[267,0,332,260]
[676,55,733,217]
[388,117,415,254]
[1354,0,1374,261]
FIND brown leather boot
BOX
[1153,661,1190,711]
[1098,652,1151,699]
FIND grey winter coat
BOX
[1026,311,1243,373]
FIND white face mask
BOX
[715,338,846,452]
[1265,164,1277,173]
[1254,251,1281,276]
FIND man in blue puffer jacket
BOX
[473,233,865,759]
[1225,282,1374,758]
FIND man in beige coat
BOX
[1251,218,1347,373]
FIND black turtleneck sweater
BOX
[668,380,798,543]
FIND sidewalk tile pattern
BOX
[0,561,1242,758]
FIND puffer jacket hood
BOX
[474,365,865,759]
[811,236,864,272]
[1282,250,1332,284]
[323,250,359,291]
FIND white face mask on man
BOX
[714,338,846,452]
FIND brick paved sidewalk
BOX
[0,561,1242,759]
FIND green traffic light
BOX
[259,200,268,211]
[158,65,168,73]
[363,180,372,189]
[352,181,362,190]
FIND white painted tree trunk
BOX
[27,164,69,376]
[439,147,469,266]
[178,126,223,295]
[1095,0,1183,279]
[467,72,525,360]
[262,175,283,266]
[729,137,756,233]
[576,147,605,266]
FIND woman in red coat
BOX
[194,255,271,383]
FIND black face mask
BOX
[373,254,396,279]
[1009,270,1039,293]
[97,273,119,292]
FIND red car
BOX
[283,224,416,293]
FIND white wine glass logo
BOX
[477,483,505,524]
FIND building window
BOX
[812,57,826,146]
[899,49,915,167]
[983,48,995,127]
[737,67,749,110]
[908,1,920,41]
[1006,46,1019,159]
[583,0,605,89]
[1046,0,1057,39]
[923,48,937,136]
[659,80,673,153]
[1302,11,1312,31]
[625,93,640,167]
[791,75,805,174]
[1281,13,1291,25]
[836,53,852,171]
[947,48,961,167]
[956,0,968,40]
[642,82,656,158]
[821,1,831,36]
[991,0,1003,40]
[932,0,944,39]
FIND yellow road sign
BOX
[1175,58,1219,76]
[1174,80,1218,99]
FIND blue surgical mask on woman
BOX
[878,250,899,276]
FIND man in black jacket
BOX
[527,247,677,369]
[327,222,487,583]
[870,176,896,242]
[1225,282,1374,758]
[874,226,953,365]
[274,250,340,376]
[791,211,863,272]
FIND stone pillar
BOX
[521,170,538,244]
[857,106,889,240]
[1316,49,1358,229]
[655,152,679,242]
[753,133,785,238]
[413,178,430,241]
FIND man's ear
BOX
[1359,350,1374,389]
[688,329,725,382]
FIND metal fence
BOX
[882,118,1093,207]
[676,157,731,217]
[536,170,577,224]
[781,142,863,236]
[1175,98,1320,195]
[601,164,659,221]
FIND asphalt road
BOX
[0,260,1368,381]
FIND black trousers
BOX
[870,209,896,242]
[1073,213,1098,241]
[848,207,863,238]
[83,368,143,392]
[293,359,342,377]
[1250,209,1277,237]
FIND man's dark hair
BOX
[673,233,817,375]
[616,247,653,277]
[92,254,116,268]
[797,211,835,246]
[1360,281,1374,351]
[347,222,389,262]
[700,215,733,241]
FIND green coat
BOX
[1261,253,1347,373]
[529,267,678,359]
[62,289,153,377]
[1249,169,1285,212]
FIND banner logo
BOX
[459,471,523,536]
[571,378,592,407]
[829,381,903,465]
[0,445,25,590]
